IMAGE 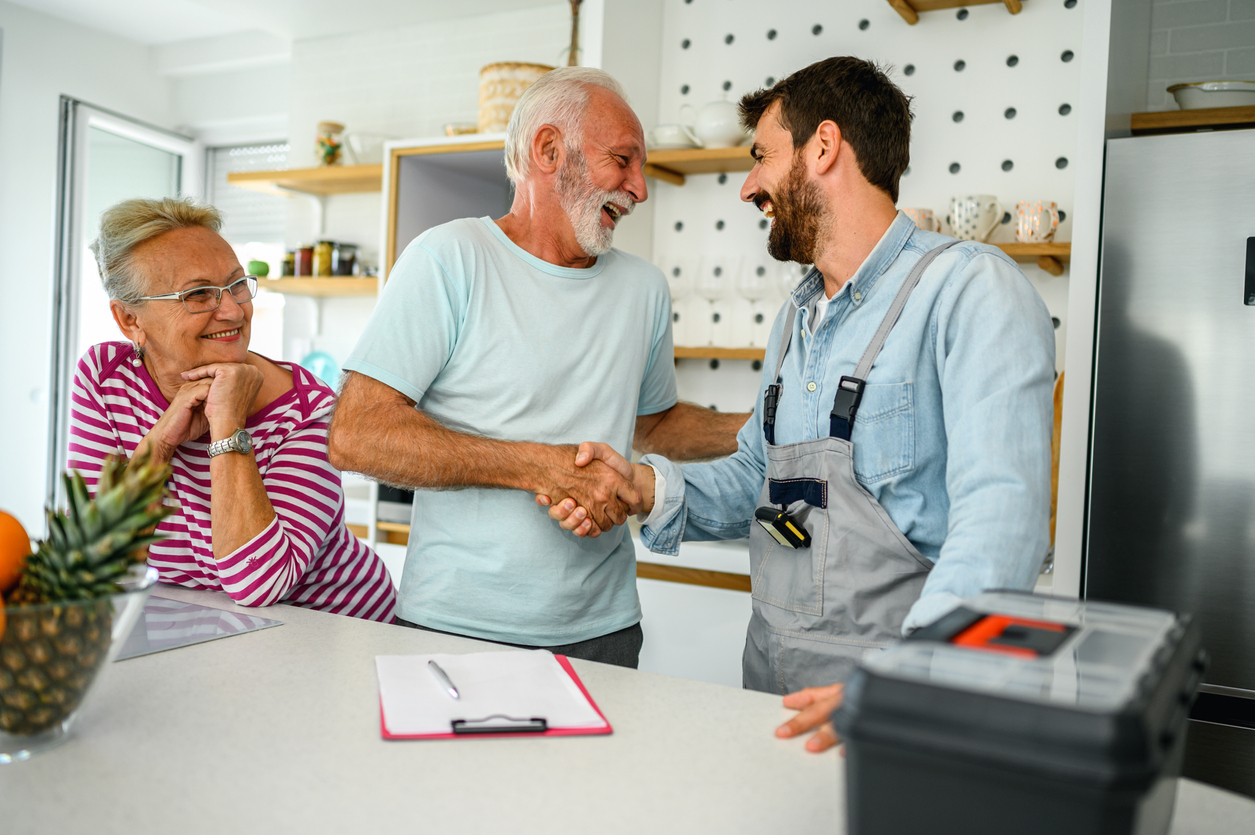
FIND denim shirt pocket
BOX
[851,382,914,486]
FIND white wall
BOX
[1146,0,1255,111]
[0,1,175,532]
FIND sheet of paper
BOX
[376,650,606,736]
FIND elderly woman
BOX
[66,197,396,622]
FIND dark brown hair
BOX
[739,56,912,203]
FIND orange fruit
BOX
[0,509,32,596]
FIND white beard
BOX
[556,147,633,257]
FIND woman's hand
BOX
[182,363,263,438]
[136,378,213,465]
[776,683,844,753]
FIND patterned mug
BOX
[903,208,940,232]
[948,195,1004,242]
[1016,201,1060,243]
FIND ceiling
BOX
[10,0,565,45]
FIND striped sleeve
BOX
[213,413,362,609]
[67,348,126,490]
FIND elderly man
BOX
[549,55,1055,739]
[328,68,747,667]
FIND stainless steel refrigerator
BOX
[1088,128,1255,798]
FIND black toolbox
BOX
[832,592,1206,835]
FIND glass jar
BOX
[294,245,314,277]
[316,121,345,166]
[281,251,296,277]
[332,243,358,276]
[313,241,335,277]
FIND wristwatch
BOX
[208,428,253,458]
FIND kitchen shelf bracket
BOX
[886,0,1022,25]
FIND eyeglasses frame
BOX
[129,275,260,314]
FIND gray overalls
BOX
[743,242,959,694]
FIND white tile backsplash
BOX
[1146,0,1255,111]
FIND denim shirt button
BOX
[807,382,817,392]
[854,291,863,302]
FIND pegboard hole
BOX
[673,312,680,323]
[1061,50,1074,63]
[1055,157,1069,169]
[1006,55,1019,67]
[1005,107,1017,119]
[755,313,765,324]
[904,165,911,176]
[1059,210,1067,222]
[725,33,735,45]
[715,220,725,230]
[672,266,681,277]
[680,84,690,95]
[949,162,961,174]
[767,28,777,40]
[709,361,719,372]
[756,266,766,276]
[674,221,684,232]
[1001,212,1012,224]
[858,19,870,30]
[752,360,763,371]
[711,313,721,324]
[722,80,733,91]
[956,8,969,20]
[759,218,769,230]
[713,266,723,276]
[1064,0,1077,8]
[904,64,916,76]
[1001,160,1014,172]
[812,24,823,36]
[717,173,729,185]
[1058,103,1072,116]
[765,76,776,86]
[952,111,964,123]
[1051,316,1062,329]
[681,38,691,49]
[954,59,966,72]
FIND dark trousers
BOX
[394,617,643,669]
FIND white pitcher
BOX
[682,99,747,149]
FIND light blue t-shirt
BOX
[344,217,677,645]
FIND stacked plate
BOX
[1168,80,1255,110]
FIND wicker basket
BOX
[478,62,555,134]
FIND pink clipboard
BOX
[379,654,613,740]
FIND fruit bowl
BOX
[0,565,157,763]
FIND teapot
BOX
[682,98,748,149]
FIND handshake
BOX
[534,442,654,538]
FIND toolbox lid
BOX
[861,592,1177,711]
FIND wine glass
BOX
[739,255,776,348]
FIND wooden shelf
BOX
[644,146,754,186]
[886,0,1021,25]
[994,242,1070,276]
[1131,105,1255,135]
[226,164,384,196]
[257,278,377,297]
[674,346,766,360]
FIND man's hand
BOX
[776,683,844,753]
[536,443,642,537]
[538,442,654,537]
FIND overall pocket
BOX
[749,478,829,617]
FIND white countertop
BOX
[3,585,1252,834]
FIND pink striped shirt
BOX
[68,342,396,623]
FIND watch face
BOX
[233,429,253,454]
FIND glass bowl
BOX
[0,566,158,763]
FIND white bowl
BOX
[1167,80,1255,110]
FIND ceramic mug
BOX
[903,208,940,232]
[647,123,700,149]
[1016,201,1060,244]
[948,195,1004,242]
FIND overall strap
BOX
[762,302,797,445]
[830,241,961,440]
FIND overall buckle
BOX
[830,376,865,440]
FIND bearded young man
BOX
[327,68,748,666]
[548,56,1055,730]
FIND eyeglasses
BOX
[131,275,259,314]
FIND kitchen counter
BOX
[4,585,1252,834]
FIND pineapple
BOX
[0,451,172,736]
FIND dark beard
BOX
[765,154,825,265]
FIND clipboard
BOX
[376,652,613,740]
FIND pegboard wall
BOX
[650,0,1083,412]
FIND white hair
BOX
[91,197,223,303]
[503,67,629,184]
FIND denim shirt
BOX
[641,212,1056,633]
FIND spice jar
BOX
[294,245,314,277]
[332,243,358,276]
[316,121,345,166]
[313,241,335,277]
[281,251,296,277]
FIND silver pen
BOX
[427,660,460,700]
